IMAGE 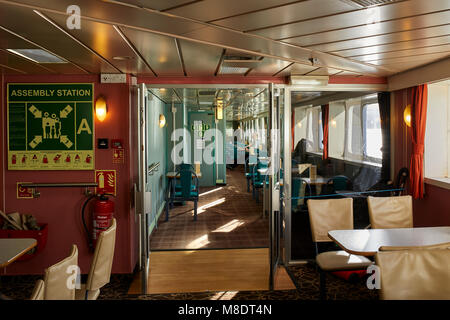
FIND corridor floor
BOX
[150,166,269,250]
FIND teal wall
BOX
[165,103,227,185]
[147,96,169,233]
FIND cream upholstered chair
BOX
[30,279,45,300]
[76,218,117,300]
[375,249,450,300]
[379,242,450,251]
[367,195,413,229]
[43,244,78,300]
[307,198,373,300]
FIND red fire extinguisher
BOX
[82,193,114,251]
[92,194,114,248]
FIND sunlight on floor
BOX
[194,197,226,215]
[199,187,223,197]
[209,291,239,300]
[212,219,245,233]
[186,234,210,249]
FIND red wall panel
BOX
[1,74,137,275]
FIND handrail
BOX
[20,182,98,188]
[148,162,160,175]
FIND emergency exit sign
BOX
[7,83,95,170]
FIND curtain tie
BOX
[412,143,424,155]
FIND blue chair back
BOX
[178,163,195,198]
[329,175,350,191]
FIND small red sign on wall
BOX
[95,170,116,196]
[17,182,33,199]
[113,149,125,164]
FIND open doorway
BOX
[146,86,271,251]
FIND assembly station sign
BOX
[7,83,95,170]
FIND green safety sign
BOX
[7,83,95,170]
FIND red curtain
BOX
[321,104,329,160]
[409,84,428,199]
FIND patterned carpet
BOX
[1,264,378,300]
[150,166,269,250]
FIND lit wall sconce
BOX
[159,114,166,128]
[95,96,107,122]
[403,104,411,127]
[215,99,223,120]
[297,121,302,128]
[331,119,337,128]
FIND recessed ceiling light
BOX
[7,49,67,63]
[112,56,134,60]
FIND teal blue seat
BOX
[251,161,269,203]
[165,163,199,221]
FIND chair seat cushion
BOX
[316,250,373,271]
[75,284,100,300]
[175,185,196,191]
[175,191,198,197]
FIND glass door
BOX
[268,84,286,289]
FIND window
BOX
[306,106,322,153]
[424,80,450,189]
[363,103,382,161]
[328,101,346,159]
[345,98,363,161]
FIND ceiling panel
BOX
[0,3,116,73]
[283,10,450,47]
[0,29,81,74]
[368,52,450,66]
[121,27,184,76]
[353,44,450,62]
[178,39,223,76]
[282,63,321,76]
[44,12,154,75]
[109,0,198,11]
[0,49,56,74]
[0,63,26,74]
[333,35,450,57]
[246,57,292,76]
[213,0,355,32]
[305,24,450,53]
[251,0,450,40]
[165,0,296,22]
[306,67,342,76]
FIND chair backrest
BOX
[307,198,353,242]
[379,242,450,251]
[367,195,413,229]
[43,244,78,300]
[394,167,409,195]
[292,178,311,208]
[178,163,195,198]
[86,218,117,293]
[328,175,350,191]
[30,279,45,300]
[375,249,450,300]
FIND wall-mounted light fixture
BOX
[159,114,166,128]
[403,104,411,127]
[215,99,224,120]
[289,75,329,86]
[95,96,107,122]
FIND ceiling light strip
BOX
[2,48,57,73]
[33,10,123,74]
[0,25,90,74]
[113,25,158,77]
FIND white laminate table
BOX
[0,238,37,268]
[328,227,450,256]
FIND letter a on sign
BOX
[66,5,81,30]
[77,118,92,134]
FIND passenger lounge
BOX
[0,0,449,303]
